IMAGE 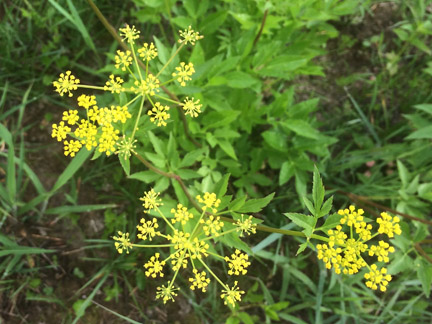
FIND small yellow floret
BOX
[115,50,133,71]
[196,192,221,213]
[137,218,160,241]
[181,97,202,117]
[113,231,133,254]
[119,24,140,44]
[172,62,195,86]
[63,140,82,157]
[189,269,210,292]
[77,94,97,109]
[144,253,166,278]
[104,75,124,93]
[156,282,178,304]
[171,204,193,225]
[235,215,257,237]
[364,264,392,292]
[140,189,162,213]
[178,26,203,45]
[62,110,79,125]
[225,249,251,275]
[147,102,170,127]
[53,71,80,97]
[138,42,158,61]
[377,212,402,238]
[52,121,71,141]
[221,281,244,307]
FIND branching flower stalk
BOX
[316,205,402,291]
[113,189,257,306]
[51,24,203,159]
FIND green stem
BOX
[156,206,176,232]
[131,95,145,139]
[201,259,228,290]
[132,151,329,242]
[77,85,105,91]
[154,94,181,105]
[132,243,174,248]
[156,43,185,78]
[130,42,143,81]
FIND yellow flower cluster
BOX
[316,206,402,292]
[52,24,204,158]
[51,94,132,157]
[113,190,257,307]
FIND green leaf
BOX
[129,171,160,183]
[51,148,92,193]
[0,124,15,203]
[318,196,333,218]
[406,125,432,139]
[283,213,315,237]
[213,173,230,198]
[397,160,410,188]
[302,196,315,215]
[413,104,432,115]
[237,193,274,213]
[417,260,432,298]
[148,131,165,157]
[200,10,228,35]
[317,212,340,232]
[279,161,295,185]
[153,35,170,65]
[225,71,259,89]
[283,119,320,139]
[217,139,238,160]
[388,253,412,274]
[296,242,308,255]
[312,165,325,212]
[229,195,247,211]
[118,155,130,176]
[153,176,169,193]
[179,148,206,168]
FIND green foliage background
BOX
[1,0,431,323]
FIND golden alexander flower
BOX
[178,26,203,45]
[221,281,244,307]
[113,231,133,254]
[316,205,401,291]
[53,71,80,97]
[181,97,202,117]
[140,189,162,212]
[172,62,195,86]
[119,24,140,44]
[147,102,170,127]
[138,42,158,61]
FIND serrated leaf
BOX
[302,196,315,215]
[317,212,340,232]
[229,195,247,211]
[318,196,333,218]
[279,161,295,185]
[284,213,315,235]
[312,166,325,212]
[118,155,130,176]
[388,253,412,274]
[217,139,238,160]
[397,160,410,188]
[417,260,432,298]
[406,125,432,139]
[129,171,160,183]
[296,242,308,255]
[213,173,230,198]
[237,193,274,213]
